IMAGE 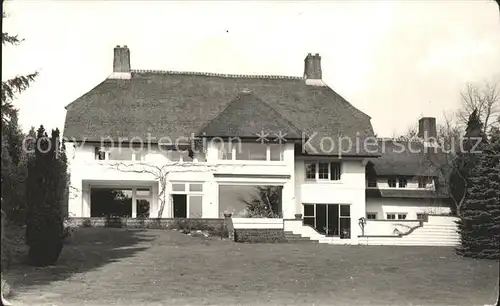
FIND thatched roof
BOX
[63,70,376,156]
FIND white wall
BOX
[295,158,367,243]
[67,141,296,218]
[366,197,451,220]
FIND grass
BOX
[3,228,499,306]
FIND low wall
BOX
[231,218,286,243]
[427,215,459,226]
[362,220,422,236]
[69,217,228,237]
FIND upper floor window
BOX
[418,177,429,188]
[367,178,377,188]
[366,212,377,220]
[304,162,342,181]
[217,141,283,162]
[165,150,192,162]
[398,177,407,188]
[387,177,397,188]
[94,146,146,161]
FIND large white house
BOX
[64,46,453,245]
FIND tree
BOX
[457,82,500,136]
[456,134,500,259]
[25,126,68,266]
[1,12,38,125]
[446,110,488,216]
[240,186,283,218]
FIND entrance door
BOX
[172,194,187,218]
[307,204,346,237]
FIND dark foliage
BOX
[456,135,500,259]
[25,126,68,266]
[241,186,283,218]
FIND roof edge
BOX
[131,69,305,80]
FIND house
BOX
[366,117,452,221]
[64,45,452,244]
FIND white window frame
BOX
[170,182,204,218]
[217,142,284,162]
[304,161,342,182]
[398,177,408,188]
[397,213,407,220]
[366,212,377,220]
[386,213,396,220]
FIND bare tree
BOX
[457,81,500,135]
[425,111,479,217]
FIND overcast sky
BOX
[3,0,500,137]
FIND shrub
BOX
[25,127,67,266]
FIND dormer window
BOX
[387,177,397,188]
[398,177,408,188]
[418,177,428,188]
[94,147,106,160]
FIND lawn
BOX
[3,228,499,306]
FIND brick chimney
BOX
[109,45,131,79]
[418,117,438,148]
[304,53,326,86]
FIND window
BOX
[165,150,192,162]
[218,142,284,161]
[94,147,106,160]
[318,163,329,179]
[367,178,377,188]
[136,188,151,218]
[303,204,315,227]
[236,143,267,161]
[398,177,407,188]
[397,213,407,220]
[330,163,341,181]
[387,177,397,188]
[416,213,426,220]
[172,184,185,192]
[305,163,316,179]
[270,144,283,161]
[386,213,396,220]
[418,177,428,188]
[302,204,350,239]
[189,183,203,192]
[366,213,377,220]
[304,162,342,181]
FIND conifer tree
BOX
[25,126,68,266]
[456,134,500,259]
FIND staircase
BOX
[284,216,460,246]
[284,231,318,243]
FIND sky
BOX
[3,0,500,137]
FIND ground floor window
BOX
[386,213,396,220]
[171,182,204,218]
[302,204,351,238]
[90,187,151,218]
[397,213,407,220]
[218,185,283,218]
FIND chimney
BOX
[109,45,131,79]
[418,117,437,146]
[304,53,326,86]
